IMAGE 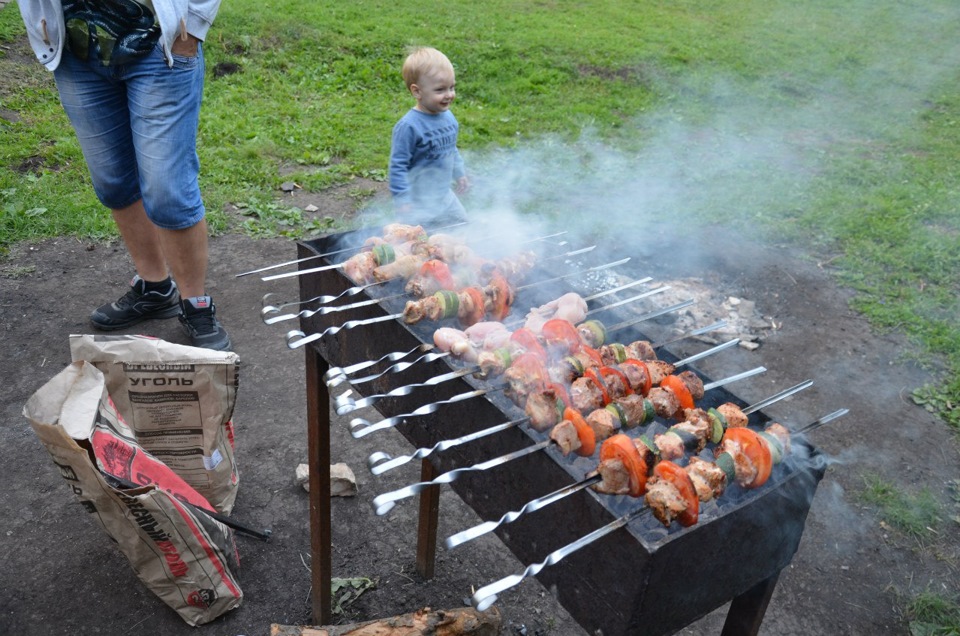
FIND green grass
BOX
[905,591,960,636]
[860,473,942,538]
[2,3,959,407]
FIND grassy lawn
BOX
[2,0,959,627]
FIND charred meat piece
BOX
[645,359,676,385]
[686,456,727,502]
[342,251,379,285]
[590,459,631,496]
[381,223,427,244]
[549,419,582,455]
[647,386,680,419]
[616,394,653,428]
[676,370,705,401]
[618,361,651,394]
[402,295,443,324]
[645,478,687,527]
[625,340,657,361]
[715,436,759,487]
[373,254,425,282]
[525,388,562,432]
[585,408,620,442]
[598,368,630,401]
[716,402,749,428]
[570,375,606,413]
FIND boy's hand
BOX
[455,176,471,195]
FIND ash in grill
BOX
[254,222,842,636]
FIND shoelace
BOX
[184,307,218,333]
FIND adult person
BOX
[17,0,231,351]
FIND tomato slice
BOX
[599,366,633,396]
[652,460,700,527]
[660,374,695,412]
[418,259,455,290]
[541,318,582,354]
[723,427,773,488]
[510,328,547,361]
[582,368,610,405]
[622,358,653,396]
[564,407,596,457]
[487,272,514,321]
[599,433,648,496]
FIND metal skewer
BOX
[333,291,700,414]
[262,234,585,282]
[364,326,736,477]
[347,386,504,439]
[368,366,766,515]
[235,220,475,277]
[262,249,619,326]
[468,407,845,610]
[284,261,644,350]
[442,378,810,549]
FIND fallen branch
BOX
[271,606,502,636]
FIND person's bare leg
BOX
[157,219,208,299]
[112,199,169,281]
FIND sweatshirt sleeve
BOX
[389,118,416,205]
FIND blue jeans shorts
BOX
[53,43,207,230]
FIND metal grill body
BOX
[297,231,825,636]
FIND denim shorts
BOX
[53,43,207,230]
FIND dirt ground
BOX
[2,195,959,636]
[2,20,959,635]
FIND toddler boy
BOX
[389,47,469,225]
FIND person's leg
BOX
[125,43,231,350]
[53,49,181,329]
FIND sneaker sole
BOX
[90,305,183,331]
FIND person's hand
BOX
[172,34,200,57]
[455,176,470,195]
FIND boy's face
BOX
[412,67,456,114]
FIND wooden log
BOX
[271,606,502,636]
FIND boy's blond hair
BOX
[402,47,454,89]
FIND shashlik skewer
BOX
[235,221,471,277]
[368,367,765,515]
[259,230,570,314]
[330,281,657,388]
[261,248,626,326]
[283,261,651,350]
[328,316,725,392]
[332,290,679,415]
[364,323,732,476]
[442,380,812,549]
[467,409,849,611]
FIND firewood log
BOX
[271,605,502,636]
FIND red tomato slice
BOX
[622,358,653,396]
[541,318,582,354]
[653,460,700,526]
[599,433,648,497]
[661,374,695,412]
[510,328,547,361]
[418,259,455,290]
[487,272,514,321]
[564,407,596,457]
[723,427,773,488]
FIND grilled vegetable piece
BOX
[647,460,699,527]
[593,434,649,497]
[715,426,773,488]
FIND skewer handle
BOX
[471,506,649,611]
[334,366,478,414]
[285,312,401,349]
[341,351,452,387]
[323,343,435,384]
[370,440,551,515]
[347,388,495,438]
[367,418,526,475]
[445,474,601,549]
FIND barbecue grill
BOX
[286,225,826,636]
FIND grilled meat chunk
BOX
[525,389,562,431]
[645,359,676,385]
[591,459,631,496]
[676,370,705,401]
[585,408,620,441]
[570,375,606,413]
[549,419,581,455]
[717,402,749,428]
[647,386,680,419]
[686,456,727,502]
[645,478,687,526]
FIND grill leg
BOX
[416,458,440,579]
[720,570,781,636]
[306,345,332,625]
